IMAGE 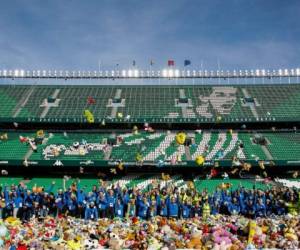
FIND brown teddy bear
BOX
[186,229,203,249]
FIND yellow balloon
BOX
[195,155,205,166]
[175,132,186,145]
[117,112,123,118]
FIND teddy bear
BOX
[83,238,103,249]
[186,227,203,249]
[108,232,124,250]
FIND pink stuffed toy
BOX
[212,227,232,245]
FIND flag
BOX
[150,60,154,66]
[184,60,191,66]
[168,60,175,66]
[132,60,136,66]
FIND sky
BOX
[0,0,299,71]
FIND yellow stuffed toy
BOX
[175,132,186,145]
[195,155,205,166]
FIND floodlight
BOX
[261,69,265,76]
[255,69,260,76]
[134,69,139,77]
[26,71,30,77]
[105,71,109,77]
[157,71,160,77]
[284,69,288,76]
[296,68,300,76]
[174,69,180,77]
[128,70,133,77]
[181,70,185,77]
[146,71,150,77]
[9,70,13,77]
[233,70,237,76]
[278,69,282,76]
[193,70,196,77]
[168,69,173,77]
[122,70,126,77]
[99,71,102,76]
[3,70,6,77]
[140,70,144,77]
[111,70,115,77]
[186,70,190,77]
[290,69,294,76]
[151,71,155,76]
[42,70,46,77]
[162,69,168,77]
[14,70,19,77]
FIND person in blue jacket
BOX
[106,189,116,219]
[168,196,179,218]
[97,191,107,218]
[159,199,168,217]
[245,200,256,219]
[138,197,149,219]
[210,200,220,215]
[228,197,241,215]
[255,198,266,218]
[265,199,274,216]
[66,193,77,217]
[181,200,191,218]
[275,200,286,216]
[85,202,98,221]
[114,198,124,218]
[192,201,202,218]
[55,189,65,217]
[21,191,34,222]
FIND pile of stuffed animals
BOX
[1,214,300,249]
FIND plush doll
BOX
[186,228,203,249]
[83,238,102,249]
[212,227,232,245]
[108,232,124,250]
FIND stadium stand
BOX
[0,84,299,123]
[0,130,299,167]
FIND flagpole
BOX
[217,59,221,85]
[201,60,204,85]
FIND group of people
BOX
[0,178,299,223]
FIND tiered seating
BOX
[237,133,267,160]
[0,84,299,122]
[265,133,300,160]
[246,84,300,119]
[0,131,299,164]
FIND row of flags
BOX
[132,60,191,67]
